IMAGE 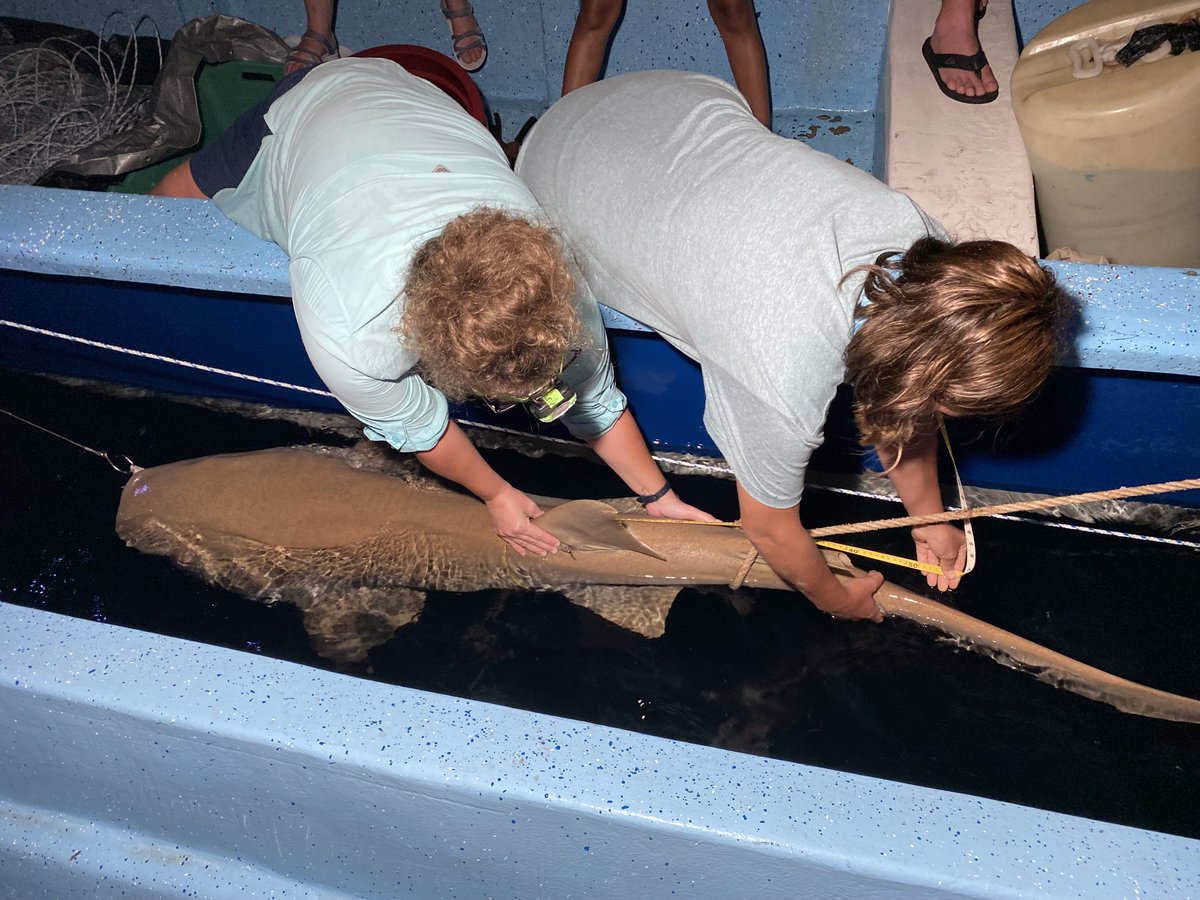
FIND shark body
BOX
[116,447,1200,724]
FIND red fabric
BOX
[351,44,487,126]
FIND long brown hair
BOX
[845,237,1076,452]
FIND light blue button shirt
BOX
[213,58,624,451]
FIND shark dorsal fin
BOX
[539,500,668,561]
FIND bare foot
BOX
[930,0,998,100]
[443,0,487,70]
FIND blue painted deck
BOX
[4,604,1198,899]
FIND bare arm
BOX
[149,160,207,199]
[417,421,560,557]
[880,427,967,591]
[587,409,716,521]
[737,484,883,621]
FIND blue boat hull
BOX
[3,267,1197,507]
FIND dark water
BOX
[4,367,1199,841]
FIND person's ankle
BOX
[933,7,975,32]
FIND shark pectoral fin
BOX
[539,500,668,561]
[558,584,682,638]
[299,586,428,665]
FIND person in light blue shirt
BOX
[152,58,710,554]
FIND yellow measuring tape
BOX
[814,539,958,578]
[619,518,960,578]
[623,423,973,579]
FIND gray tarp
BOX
[46,14,288,178]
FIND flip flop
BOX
[285,29,338,74]
[440,0,488,73]
[922,36,999,104]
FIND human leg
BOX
[707,0,770,127]
[285,0,338,75]
[925,0,998,102]
[441,0,488,71]
[561,0,624,96]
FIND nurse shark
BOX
[115,446,1200,725]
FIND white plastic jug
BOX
[1011,0,1200,266]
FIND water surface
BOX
[3,367,1198,840]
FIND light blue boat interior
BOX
[5,604,1199,899]
[0,0,1122,170]
[2,0,1199,895]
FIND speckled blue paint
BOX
[0,186,290,298]
[1047,260,1200,376]
[9,0,889,115]
[1012,0,1084,48]
[2,604,1198,898]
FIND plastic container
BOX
[1011,0,1200,267]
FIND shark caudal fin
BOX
[539,500,668,561]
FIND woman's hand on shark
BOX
[644,491,718,523]
[486,486,560,557]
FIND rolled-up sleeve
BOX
[559,279,626,441]
[291,258,450,452]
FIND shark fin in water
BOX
[539,500,668,561]
[558,584,683,638]
[297,585,428,665]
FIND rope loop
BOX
[105,453,143,475]
[729,546,759,590]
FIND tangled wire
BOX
[0,16,162,185]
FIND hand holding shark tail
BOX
[115,446,1200,724]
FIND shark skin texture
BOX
[115,446,1200,725]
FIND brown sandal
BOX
[440,0,488,72]
[284,29,338,74]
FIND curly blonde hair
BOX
[400,208,581,401]
[845,237,1076,453]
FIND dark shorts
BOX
[190,66,312,197]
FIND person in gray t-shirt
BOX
[517,70,1072,620]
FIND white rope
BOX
[802,482,1200,551]
[0,318,335,397]
[4,316,1195,550]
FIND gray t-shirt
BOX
[517,70,944,507]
